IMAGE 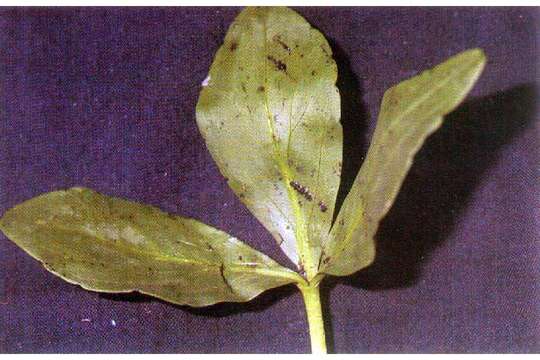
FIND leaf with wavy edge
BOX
[196,7,342,279]
[0,187,303,306]
[321,49,487,276]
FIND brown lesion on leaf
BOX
[272,34,291,54]
[241,83,247,93]
[298,262,305,276]
[267,55,287,72]
[317,250,331,269]
[121,213,135,221]
[257,85,265,92]
[229,41,238,51]
[289,180,313,201]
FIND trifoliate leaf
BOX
[0,187,303,306]
[322,49,487,276]
[196,7,342,279]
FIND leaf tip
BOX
[466,47,487,66]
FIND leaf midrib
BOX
[26,220,301,283]
[261,17,312,277]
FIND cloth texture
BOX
[0,7,538,353]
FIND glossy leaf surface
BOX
[322,49,487,276]
[196,7,342,278]
[0,187,302,306]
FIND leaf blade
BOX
[0,187,303,306]
[196,7,342,278]
[322,49,487,276]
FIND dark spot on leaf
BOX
[311,70,316,76]
[273,34,291,54]
[267,55,287,72]
[298,263,305,275]
[257,85,265,92]
[230,41,238,51]
[241,83,247,92]
[323,257,331,264]
[238,256,243,261]
[207,244,214,251]
[318,201,328,212]
[290,180,313,201]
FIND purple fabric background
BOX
[0,7,538,353]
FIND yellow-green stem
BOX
[299,284,327,354]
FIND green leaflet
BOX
[0,187,303,306]
[196,7,342,279]
[321,49,487,276]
